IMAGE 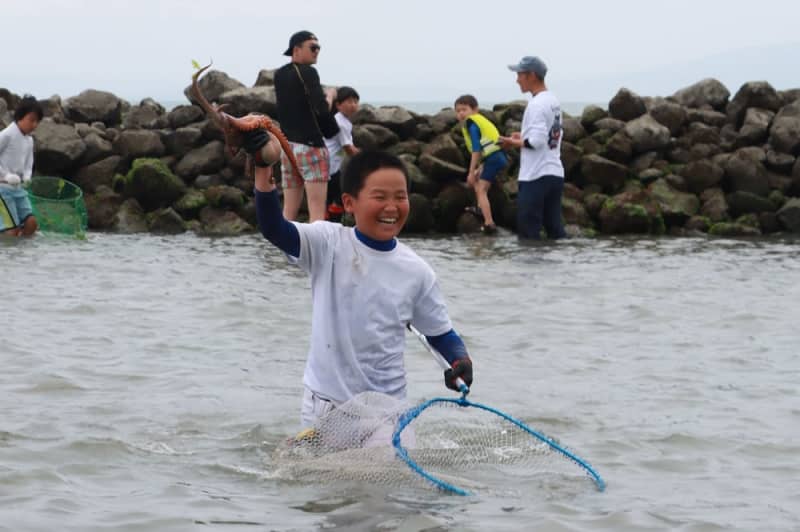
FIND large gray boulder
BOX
[73,155,123,193]
[768,100,800,155]
[608,88,646,122]
[679,159,724,194]
[624,114,671,153]
[581,154,628,191]
[167,105,205,129]
[122,101,168,129]
[31,119,87,174]
[163,127,203,158]
[354,106,417,139]
[218,86,278,118]
[420,134,464,167]
[722,150,770,196]
[184,69,246,106]
[81,132,114,164]
[672,79,730,111]
[175,140,226,179]
[737,108,774,146]
[114,129,166,160]
[580,105,608,131]
[649,100,686,135]
[63,89,124,125]
[776,198,800,232]
[726,81,782,127]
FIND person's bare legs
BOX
[305,181,328,222]
[475,180,495,227]
[21,216,38,236]
[282,186,305,221]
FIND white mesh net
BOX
[271,392,602,494]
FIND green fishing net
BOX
[26,176,88,238]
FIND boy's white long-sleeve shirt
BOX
[0,122,34,182]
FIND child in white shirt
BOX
[324,86,360,222]
[0,95,42,236]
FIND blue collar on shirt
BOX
[354,227,396,251]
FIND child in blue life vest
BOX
[239,133,474,429]
[454,94,508,235]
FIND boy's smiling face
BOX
[342,168,409,241]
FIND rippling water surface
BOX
[2,231,799,531]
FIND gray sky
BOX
[3,0,799,107]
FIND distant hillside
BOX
[554,41,800,104]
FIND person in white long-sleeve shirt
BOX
[499,56,566,240]
[0,95,42,236]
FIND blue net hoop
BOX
[392,394,606,495]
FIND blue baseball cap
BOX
[508,56,548,79]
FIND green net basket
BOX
[26,176,89,237]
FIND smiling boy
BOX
[244,138,473,428]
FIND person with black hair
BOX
[274,30,340,222]
[0,95,42,236]
[242,143,474,430]
[324,86,361,222]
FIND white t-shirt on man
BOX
[290,221,453,405]
[519,90,564,181]
[324,112,354,175]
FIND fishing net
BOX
[271,391,604,495]
[26,176,88,237]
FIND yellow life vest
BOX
[461,113,501,159]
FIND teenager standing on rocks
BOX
[274,30,340,222]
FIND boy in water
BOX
[0,95,43,236]
[454,95,508,235]
[242,128,473,428]
[324,86,361,222]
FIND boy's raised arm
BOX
[245,129,301,257]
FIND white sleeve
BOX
[411,264,453,337]
[23,140,34,181]
[522,100,549,151]
[291,221,340,274]
[339,122,354,148]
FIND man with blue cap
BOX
[499,56,566,240]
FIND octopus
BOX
[191,62,300,180]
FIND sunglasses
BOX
[308,44,321,52]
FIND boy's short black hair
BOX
[331,86,360,113]
[14,95,44,122]
[341,150,409,197]
[454,94,479,109]
[335,86,360,104]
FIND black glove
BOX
[241,128,269,155]
[444,357,473,392]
